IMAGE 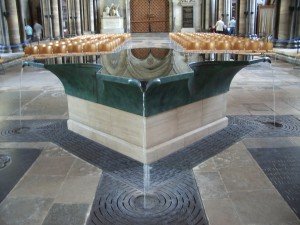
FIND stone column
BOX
[41,0,51,39]
[19,0,29,43]
[75,0,82,35]
[58,0,65,37]
[218,0,223,19]
[4,0,22,52]
[82,0,88,32]
[93,0,99,33]
[210,0,216,27]
[56,57,62,64]
[52,0,60,38]
[125,0,130,32]
[90,0,95,33]
[247,0,257,35]
[287,0,300,48]
[199,0,204,31]
[67,0,74,35]
[223,0,231,26]
[204,0,210,30]
[172,0,182,32]
[238,0,247,35]
[298,1,300,39]
[276,0,290,47]
[194,0,200,31]
[0,0,10,52]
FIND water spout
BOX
[270,60,276,126]
[19,66,23,128]
[143,164,151,209]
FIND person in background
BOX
[209,26,216,33]
[24,24,33,43]
[223,25,229,35]
[215,17,225,34]
[229,17,236,35]
[33,21,43,42]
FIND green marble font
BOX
[26,48,270,117]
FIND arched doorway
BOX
[130,0,170,33]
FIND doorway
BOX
[130,0,170,33]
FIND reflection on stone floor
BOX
[0,35,300,225]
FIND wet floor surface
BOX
[0,35,300,224]
[0,148,41,203]
[0,115,300,224]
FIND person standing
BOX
[229,17,236,35]
[33,21,43,42]
[24,24,33,43]
[215,17,225,34]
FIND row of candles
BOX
[170,33,273,52]
[24,34,131,56]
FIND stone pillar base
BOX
[181,28,196,33]
[101,17,124,34]
[0,46,12,53]
[100,28,125,34]
[287,41,300,49]
[67,94,228,164]
[11,44,23,53]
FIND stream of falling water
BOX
[143,164,151,209]
[142,91,150,209]
[271,61,276,126]
[19,66,23,128]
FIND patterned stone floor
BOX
[0,34,300,225]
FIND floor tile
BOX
[227,103,250,115]
[213,142,255,169]
[40,146,71,158]
[229,190,299,225]
[0,91,43,117]
[10,175,65,198]
[0,142,49,149]
[20,90,67,117]
[219,165,273,192]
[242,103,273,112]
[0,197,53,225]
[203,198,242,225]
[193,158,216,173]
[243,137,296,149]
[0,148,41,203]
[249,110,275,115]
[42,203,89,225]
[249,147,300,219]
[27,155,75,176]
[68,158,102,177]
[290,137,300,146]
[54,175,100,204]
[1,35,300,225]
[194,172,228,200]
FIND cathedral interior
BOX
[0,0,300,225]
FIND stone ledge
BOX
[273,48,300,65]
[67,117,228,164]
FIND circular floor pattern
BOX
[253,116,300,136]
[226,115,300,137]
[2,116,300,224]
[0,126,30,136]
[89,173,207,225]
[0,120,63,142]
